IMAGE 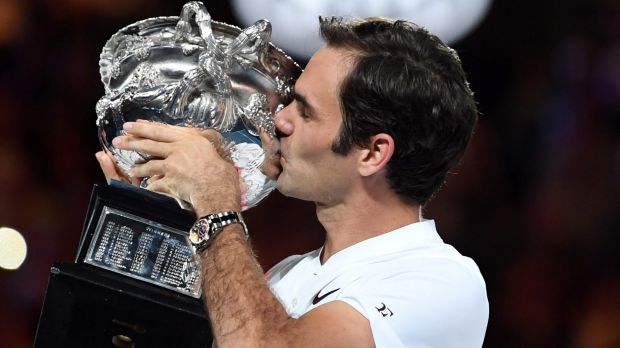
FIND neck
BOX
[316,192,420,264]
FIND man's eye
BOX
[295,102,310,119]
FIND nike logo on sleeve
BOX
[312,288,340,305]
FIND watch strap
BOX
[191,211,247,253]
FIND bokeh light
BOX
[0,227,28,270]
[232,0,492,58]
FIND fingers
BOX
[125,120,224,143]
[122,121,181,142]
[259,130,282,180]
[95,151,126,184]
[112,135,171,158]
[197,128,224,144]
[129,175,143,187]
[259,129,280,157]
[261,160,282,180]
[129,159,167,178]
[143,176,174,195]
[259,128,272,146]
[116,121,225,159]
[196,128,233,162]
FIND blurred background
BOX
[0,0,619,347]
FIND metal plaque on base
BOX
[75,181,200,294]
[84,205,201,298]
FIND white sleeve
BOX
[336,259,489,348]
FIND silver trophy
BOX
[87,2,301,298]
[96,1,301,210]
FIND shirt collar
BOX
[319,219,443,270]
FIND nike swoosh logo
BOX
[312,288,340,305]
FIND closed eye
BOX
[292,91,314,120]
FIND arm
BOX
[198,223,374,347]
[113,121,374,348]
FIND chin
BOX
[275,178,294,197]
[275,175,289,193]
[275,178,310,202]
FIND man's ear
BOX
[357,133,394,177]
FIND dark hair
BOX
[320,17,478,206]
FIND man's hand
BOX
[95,150,142,186]
[259,130,282,180]
[111,121,241,216]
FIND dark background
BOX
[1,0,619,347]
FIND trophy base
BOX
[35,183,212,347]
[34,262,212,347]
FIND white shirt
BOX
[267,220,489,348]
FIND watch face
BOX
[189,229,201,244]
[189,220,209,244]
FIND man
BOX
[97,17,488,347]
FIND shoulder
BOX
[341,243,487,299]
[335,246,488,347]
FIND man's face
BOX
[274,46,359,204]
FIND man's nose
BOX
[274,105,294,137]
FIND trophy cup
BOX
[35,2,301,346]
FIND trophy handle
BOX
[165,2,233,129]
[166,2,276,132]
[177,2,273,63]
[225,19,272,57]
[175,1,225,60]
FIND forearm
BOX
[199,224,292,347]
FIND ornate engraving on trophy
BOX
[96,1,301,210]
[85,206,201,298]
